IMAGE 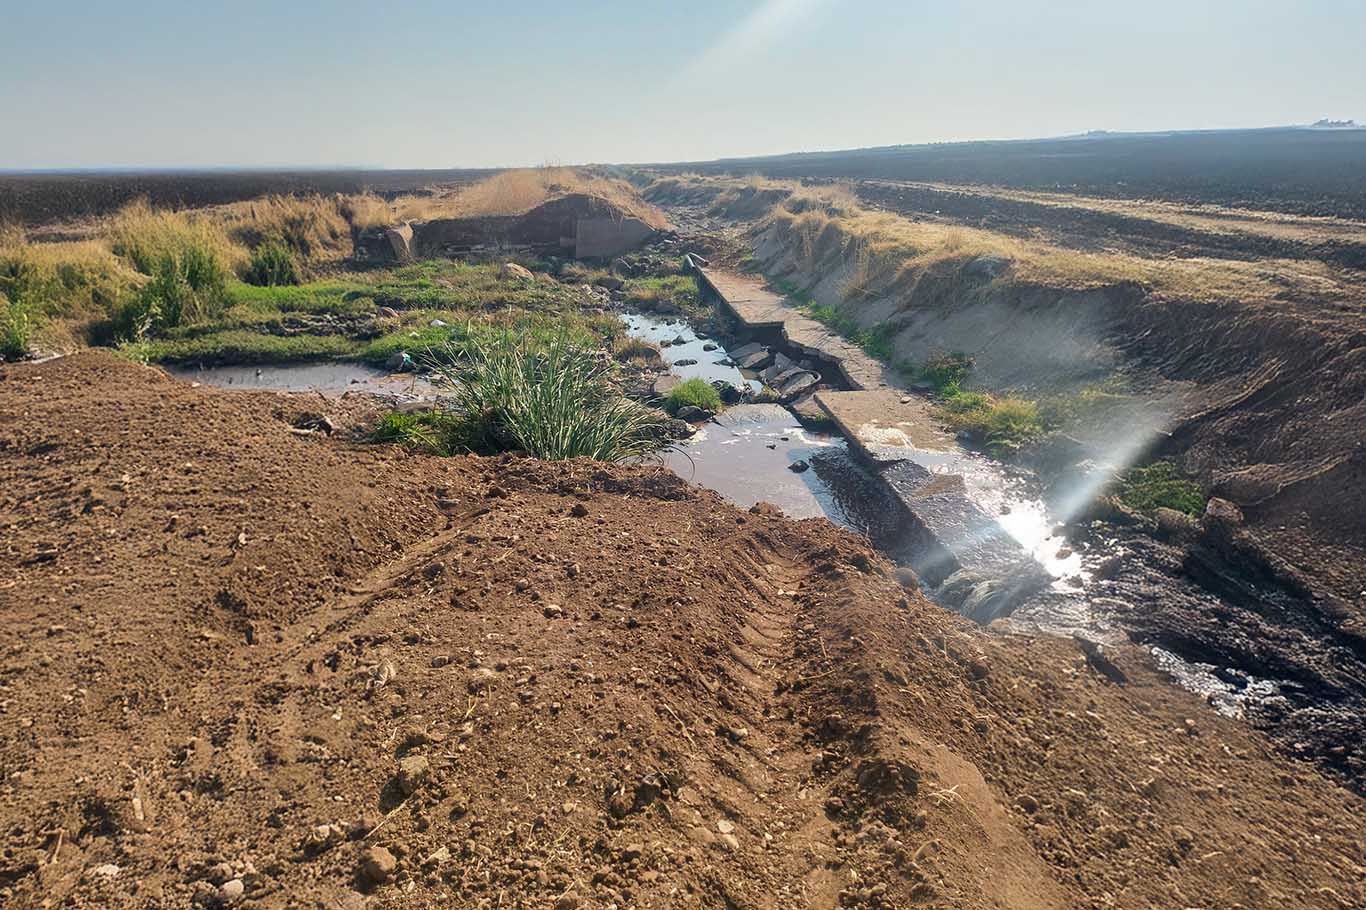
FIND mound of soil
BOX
[1,354,1362,909]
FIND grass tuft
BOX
[242,241,300,287]
[938,393,1045,453]
[371,410,474,457]
[665,377,722,414]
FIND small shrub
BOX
[665,377,722,414]
[243,241,300,287]
[429,334,669,462]
[1117,462,1206,516]
[113,252,226,339]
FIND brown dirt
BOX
[1,353,1363,909]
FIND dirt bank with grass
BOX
[647,175,1366,793]
[1,353,1363,909]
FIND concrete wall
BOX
[575,217,656,260]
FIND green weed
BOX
[938,394,1045,453]
[801,301,896,362]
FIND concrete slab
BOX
[694,263,1051,622]
[815,389,956,458]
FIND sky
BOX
[2,0,1363,170]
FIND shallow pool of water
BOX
[169,362,438,398]
[665,404,877,530]
[619,312,762,392]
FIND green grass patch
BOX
[361,324,464,366]
[665,377,722,414]
[371,410,475,457]
[772,278,814,305]
[1116,462,1206,516]
[801,300,897,362]
[1039,376,1141,431]
[913,352,973,394]
[938,393,1045,453]
[223,280,373,316]
[369,260,581,312]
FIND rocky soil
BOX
[1,353,1363,909]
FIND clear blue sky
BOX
[3,0,1362,169]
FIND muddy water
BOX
[619,312,761,392]
[168,362,437,398]
[664,404,886,531]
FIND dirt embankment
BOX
[645,174,1366,779]
[1,354,1362,909]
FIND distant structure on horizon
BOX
[1310,118,1360,129]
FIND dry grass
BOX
[107,200,245,275]
[348,168,669,231]
[613,336,663,365]
[897,180,1366,246]
[339,192,398,230]
[763,189,1341,305]
[648,172,1350,304]
[214,194,351,264]
[0,229,143,349]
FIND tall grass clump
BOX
[0,293,32,360]
[0,231,141,348]
[106,202,236,337]
[623,274,702,315]
[429,334,669,461]
[242,241,300,286]
[218,194,351,266]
